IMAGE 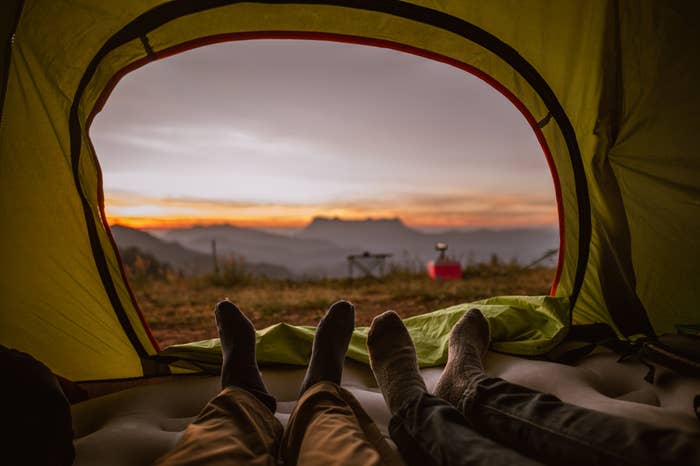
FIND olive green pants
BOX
[154,381,404,466]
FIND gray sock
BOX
[299,300,355,396]
[434,308,490,406]
[367,311,427,414]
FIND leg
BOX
[155,301,282,466]
[215,300,275,411]
[154,387,282,466]
[368,311,542,466]
[436,309,700,466]
[282,301,404,466]
[284,381,404,466]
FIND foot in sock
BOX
[434,308,490,406]
[215,300,268,396]
[367,311,427,414]
[298,300,355,396]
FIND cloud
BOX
[92,39,555,229]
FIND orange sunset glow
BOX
[104,191,558,231]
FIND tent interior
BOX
[1,1,699,465]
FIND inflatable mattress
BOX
[71,348,700,466]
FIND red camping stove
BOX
[427,242,462,280]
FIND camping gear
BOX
[427,242,462,280]
[70,349,700,466]
[639,334,700,382]
[347,252,393,279]
[1,1,698,382]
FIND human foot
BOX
[298,300,355,396]
[215,300,268,396]
[434,308,490,406]
[367,311,427,414]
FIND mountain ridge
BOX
[111,224,292,278]
[113,217,557,278]
[297,216,558,266]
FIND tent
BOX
[1,0,698,382]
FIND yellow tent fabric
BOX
[1,0,698,381]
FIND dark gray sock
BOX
[367,311,427,414]
[299,300,355,396]
[434,308,490,406]
[215,300,275,411]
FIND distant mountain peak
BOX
[307,216,406,226]
[300,216,419,247]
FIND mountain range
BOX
[110,225,292,278]
[112,217,558,278]
[299,217,557,262]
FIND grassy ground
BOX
[132,263,555,348]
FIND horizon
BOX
[110,215,559,235]
[92,40,558,231]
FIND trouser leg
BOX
[154,386,283,466]
[388,390,543,466]
[458,375,700,466]
[282,381,405,466]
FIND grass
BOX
[132,263,555,348]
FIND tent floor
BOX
[72,348,700,466]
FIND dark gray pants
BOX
[389,375,700,466]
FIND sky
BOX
[90,39,557,231]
